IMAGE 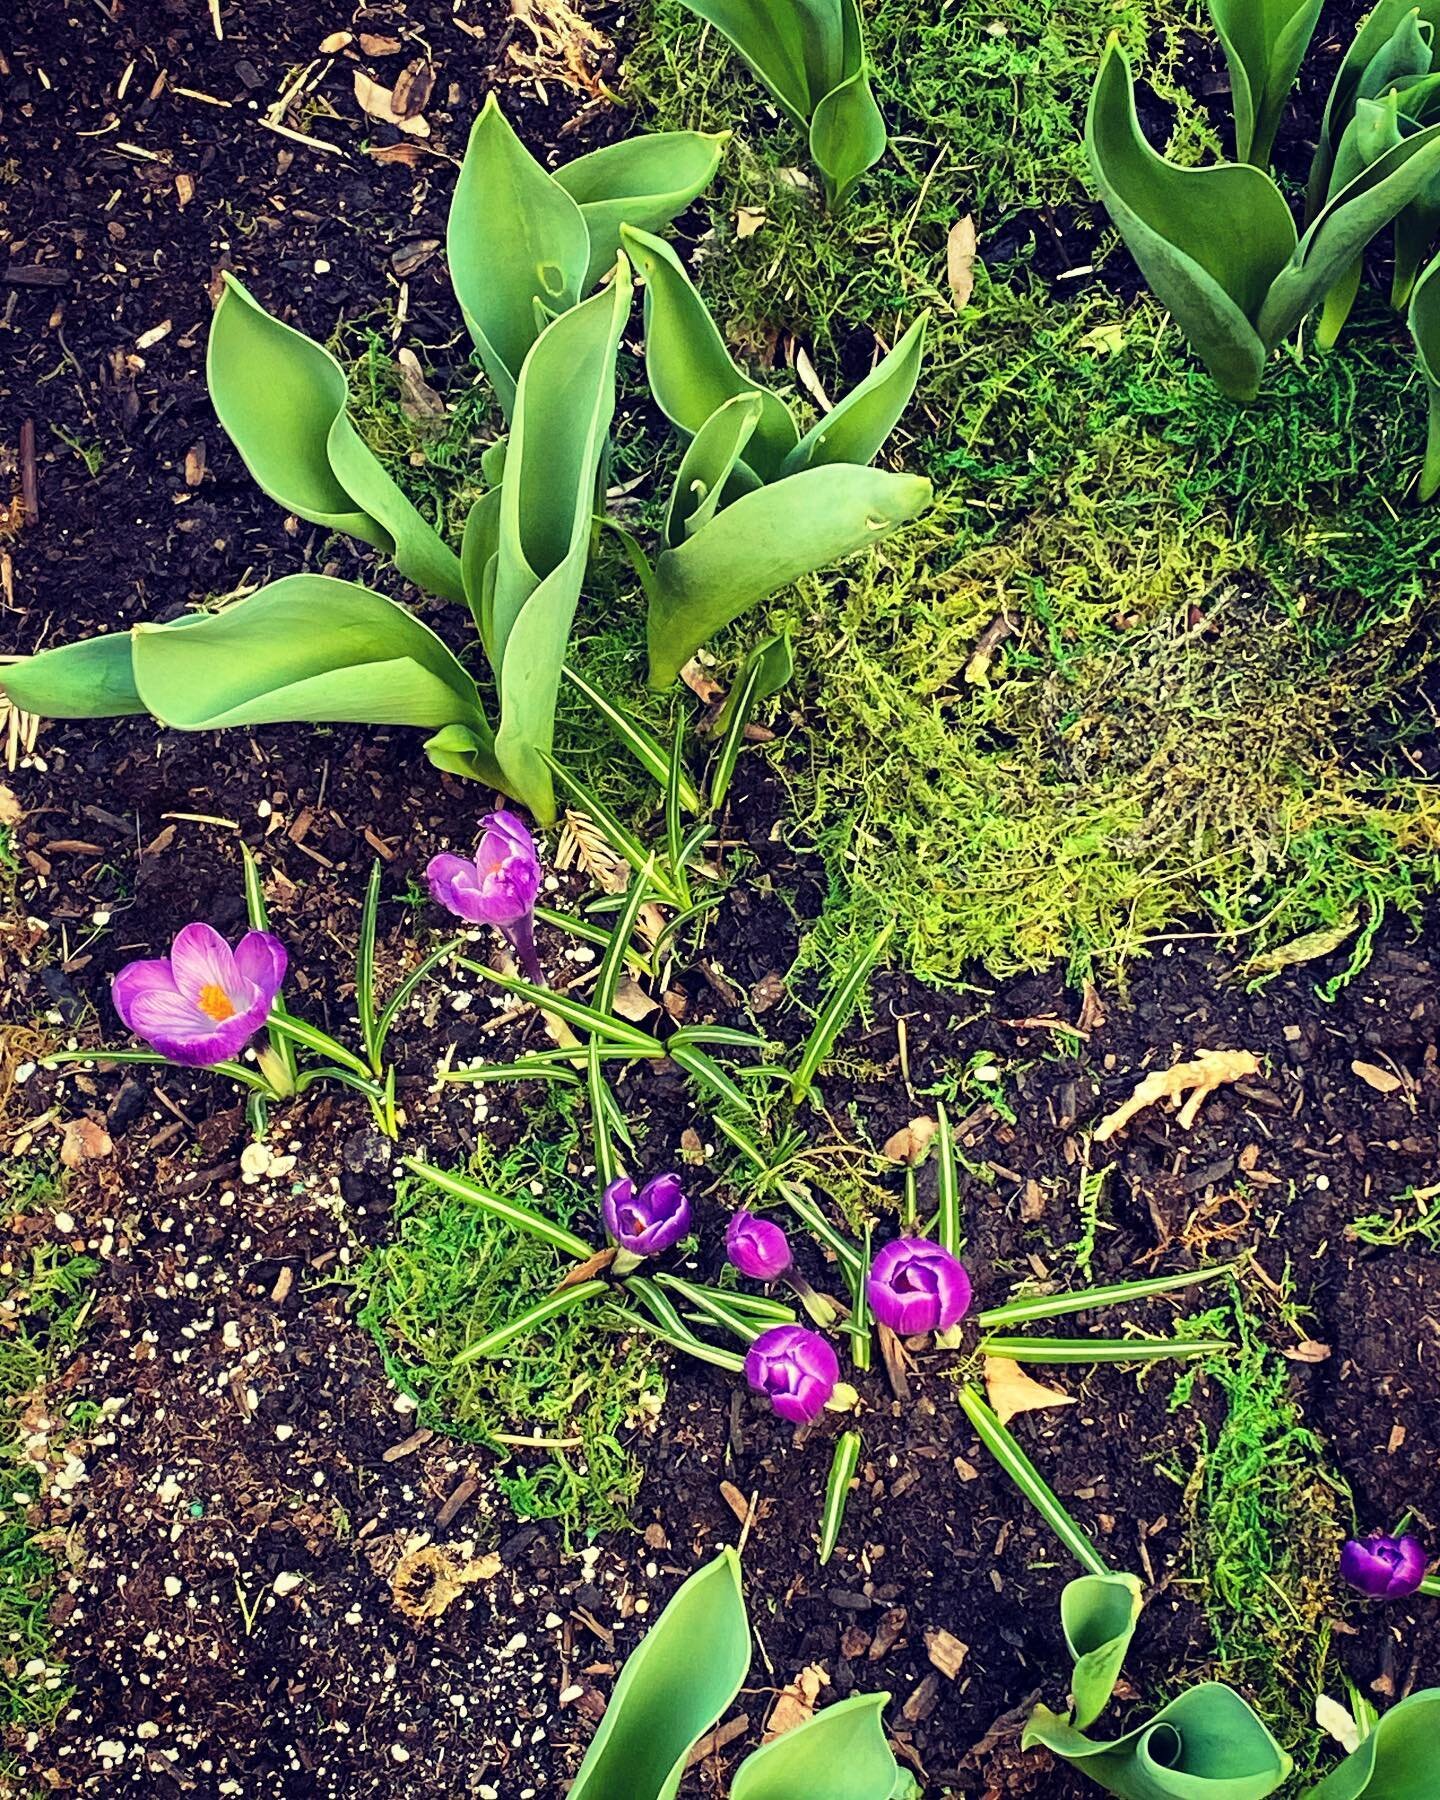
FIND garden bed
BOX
[2,0,1438,1795]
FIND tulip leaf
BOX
[1208,0,1323,164]
[784,312,928,475]
[674,0,815,124]
[1061,1573,1144,1730]
[1408,250,1440,499]
[666,393,764,547]
[555,131,729,290]
[647,464,931,688]
[491,263,633,823]
[207,275,463,601]
[569,1547,751,1800]
[1025,1686,1292,1800]
[1309,0,1440,215]
[1258,120,1440,347]
[621,224,800,481]
[1305,1688,1440,1799]
[807,0,887,209]
[2,632,145,718]
[461,487,503,650]
[1085,39,1296,399]
[730,1693,904,1800]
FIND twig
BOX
[19,420,37,526]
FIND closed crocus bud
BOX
[1340,1534,1428,1599]
[867,1237,972,1336]
[743,1324,839,1424]
[427,809,544,983]
[726,1209,792,1281]
[601,1173,691,1257]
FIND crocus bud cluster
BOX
[427,808,545,984]
[1340,1533,1428,1599]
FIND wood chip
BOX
[902,1672,942,1722]
[924,1627,969,1678]
[382,1428,434,1462]
[764,1665,826,1739]
[353,70,430,136]
[1281,1339,1331,1363]
[1351,1059,1403,1095]
[60,1117,112,1168]
[359,32,402,54]
[318,29,353,53]
[390,59,436,119]
[868,1606,907,1659]
[685,1713,749,1767]
[719,1480,751,1526]
[1387,1423,1406,1454]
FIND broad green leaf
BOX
[1085,39,1296,399]
[207,275,463,601]
[461,487,503,651]
[1305,1689,1440,1799]
[783,313,927,475]
[492,266,633,822]
[1062,1573,1144,1730]
[1356,12,1434,109]
[2,633,144,718]
[128,576,488,739]
[1024,1687,1292,1800]
[731,1693,903,1800]
[808,0,887,210]
[1259,120,1440,346]
[422,722,506,788]
[648,464,931,687]
[675,0,816,124]
[446,94,590,418]
[570,1547,751,1800]
[1208,0,1323,164]
[666,394,764,548]
[1409,249,1440,498]
[620,224,800,481]
[1310,0,1440,214]
[555,131,729,290]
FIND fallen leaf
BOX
[1094,1048,1259,1141]
[353,70,431,137]
[1281,1339,1331,1363]
[0,784,23,826]
[946,215,977,310]
[554,1246,617,1291]
[750,971,786,1013]
[679,1125,705,1163]
[390,1543,500,1622]
[1315,1693,1362,1755]
[369,142,425,166]
[764,1665,827,1739]
[394,345,445,418]
[736,207,766,239]
[1351,1059,1403,1095]
[391,239,442,281]
[869,1607,907,1659]
[359,32,402,54]
[883,1116,937,1165]
[612,974,658,1023]
[983,1356,1077,1427]
[1077,980,1106,1034]
[925,1627,969,1678]
[678,658,723,703]
[795,345,831,413]
[318,29,353,52]
[60,1117,113,1169]
[1244,915,1358,976]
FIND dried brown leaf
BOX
[60,1117,112,1168]
[946,215,977,310]
[390,1543,500,1621]
[353,70,430,137]
[390,58,436,119]
[882,1116,937,1165]
[982,1356,1076,1427]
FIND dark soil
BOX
[2,0,1438,1797]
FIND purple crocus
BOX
[726,1209,792,1281]
[602,1173,691,1257]
[1340,1534,1428,1599]
[112,923,287,1067]
[867,1237,972,1337]
[744,1324,839,1424]
[427,809,543,983]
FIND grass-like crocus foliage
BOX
[676,0,885,209]
[569,1546,911,1800]
[1305,1689,1440,1799]
[1061,1573,1144,1731]
[208,273,464,602]
[447,94,725,416]
[1085,36,1440,399]
[618,224,931,687]
[1208,0,1323,166]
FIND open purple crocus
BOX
[602,1173,690,1257]
[1340,1533,1428,1599]
[112,923,287,1067]
[744,1324,839,1423]
[726,1209,792,1281]
[427,809,544,984]
[868,1237,972,1336]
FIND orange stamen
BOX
[197,983,237,1022]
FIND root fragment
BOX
[1094,1049,1259,1141]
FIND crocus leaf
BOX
[620,224,800,481]
[1258,120,1440,347]
[1208,0,1323,165]
[569,1547,750,1800]
[1024,1686,1292,1800]
[665,393,764,547]
[647,464,931,688]
[555,131,729,290]
[782,312,928,475]
[1305,1688,1440,1799]
[492,263,633,823]
[2,633,145,718]
[446,93,591,419]
[1061,1572,1144,1730]
[807,0,887,209]
[1409,249,1440,499]
[207,275,463,602]
[674,0,816,125]
[730,1693,904,1800]
[1085,38,1296,399]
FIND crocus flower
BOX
[1340,1534,1428,1599]
[112,923,286,1068]
[427,809,544,984]
[744,1324,839,1424]
[867,1237,972,1336]
[726,1209,792,1281]
[602,1173,690,1257]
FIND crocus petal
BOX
[112,958,183,1034]
[727,1210,792,1281]
[124,984,236,1066]
[233,930,287,1004]
[427,853,488,924]
[168,921,241,1003]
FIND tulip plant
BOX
[675,0,888,209]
